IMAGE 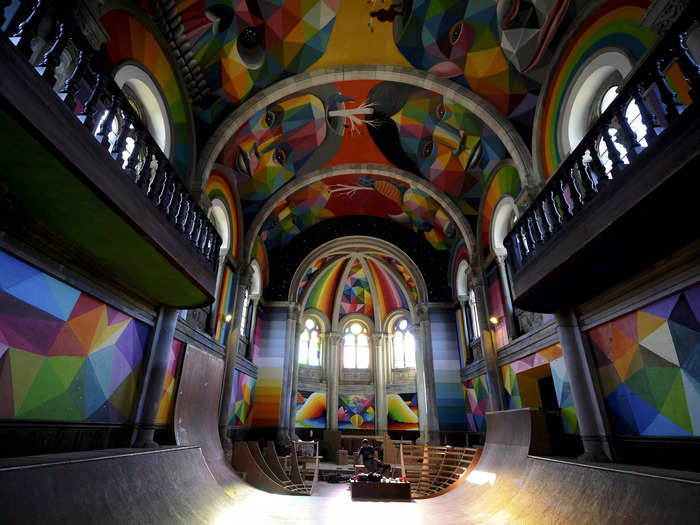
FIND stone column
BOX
[327,332,341,431]
[495,253,518,341]
[279,303,301,444]
[414,304,439,443]
[555,308,614,461]
[132,306,179,447]
[373,333,387,435]
[219,265,252,454]
[472,273,506,412]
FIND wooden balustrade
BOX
[504,6,700,275]
[3,1,221,271]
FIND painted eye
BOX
[449,22,463,45]
[274,148,287,165]
[264,110,276,127]
[435,103,446,120]
[422,141,434,158]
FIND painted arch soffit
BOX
[196,67,535,231]
[246,163,476,260]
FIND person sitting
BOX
[356,439,391,476]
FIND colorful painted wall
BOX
[155,338,184,425]
[214,265,236,345]
[480,164,522,259]
[463,374,490,433]
[338,394,375,429]
[339,260,373,320]
[455,308,470,368]
[228,370,256,427]
[206,169,240,259]
[250,306,285,427]
[387,393,419,431]
[295,390,327,429]
[0,250,151,423]
[430,307,467,431]
[587,284,700,436]
[501,343,580,435]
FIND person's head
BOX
[362,439,369,445]
[224,93,327,202]
[367,82,483,197]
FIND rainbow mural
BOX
[214,266,236,345]
[463,374,490,433]
[539,0,655,177]
[101,10,194,180]
[252,237,269,288]
[480,164,522,258]
[449,239,470,296]
[339,261,373,319]
[228,369,256,427]
[374,255,418,303]
[296,390,327,428]
[366,259,410,320]
[297,256,333,301]
[305,258,347,320]
[250,308,285,428]
[501,343,579,434]
[587,284,700,437]
[206,169,240,259]
[0,250,151,423]
[156,338,184,425]
[387,393,419,431]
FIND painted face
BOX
[396,0,474,77]
[390,91,482,196]
[227,94,327,202]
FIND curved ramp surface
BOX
[174,344,253,498]
[435,409,700,524]
[0,447,233,525]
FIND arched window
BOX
[392,318,415,369]
[469,290,480,340]
[239,261,262,360]
[298,318,321,367]
[343,321,370,369]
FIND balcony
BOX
[0,3,220,307]
[505,9,700,313]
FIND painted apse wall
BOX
[250,307,285,428]
[0,250,151,423]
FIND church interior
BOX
[0,0,699,523]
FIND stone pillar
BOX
[373,333,387,435]
[219,265,251,454]
[472,273,506,412]
[495,253,518,341]
[555,308,613,461]
[414,304,439,443]
[327,332,341,431]
[132,306,179,447]
[279,303,301,444]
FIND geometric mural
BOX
[228,370,256,427]
[502,343,580,435]
[156,338,184,425]
[339,261,373,319]
[387,393,419,431]
[373,255,418,303]
[0,250,151,423]
[338,394,375,429]
[587,284,700,436]
[296,389,327,428]
[463,374,490,433]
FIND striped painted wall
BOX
[250,307,286,427]
[430,307,467,431]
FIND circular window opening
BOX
[113,63,173,158]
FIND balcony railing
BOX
[505,8,700,276]
[3,1,221,270]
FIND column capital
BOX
[328,331,342,345]
[287,302,301,320]
[415,303,430,322]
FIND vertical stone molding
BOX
[327,332,342,431]
[132,306,179,447]
[279,302,301,444]
[555,308,614,461]
[415,304,439,443]
[373,332,387,434]
[496,253,518,340]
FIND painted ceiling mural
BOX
[215,79,520,252]
[155,0,576,139]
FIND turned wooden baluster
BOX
[586,141,609,189]
[59,49,91,113]
[136,139,154,189]
[169,184,184,225]
[78,72,103,132]
[614,100,642,160]
[36,19,68,87]
[540,198,555,238]
[148,164,167,205]
[632,84,659,143]
[192,214,204,248]
[518,225,530,258]
[198,224,211,253]
[525,215,537,253]
[511,232,524,267]
[568,165,585,210]
[124,127,145,179]
[111,99,134,164]
[186,207,199,240]
[159,173,176,214]
[650,60,682,122]
[0,0,13,27]
[600,124,624,176]
[576,156,596,201]
[674,31,700,100]
[558,178,574,220]
[179,198,192,234]
[11,0,47,59]
[95,94,118,148]
[549,188,564,229]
